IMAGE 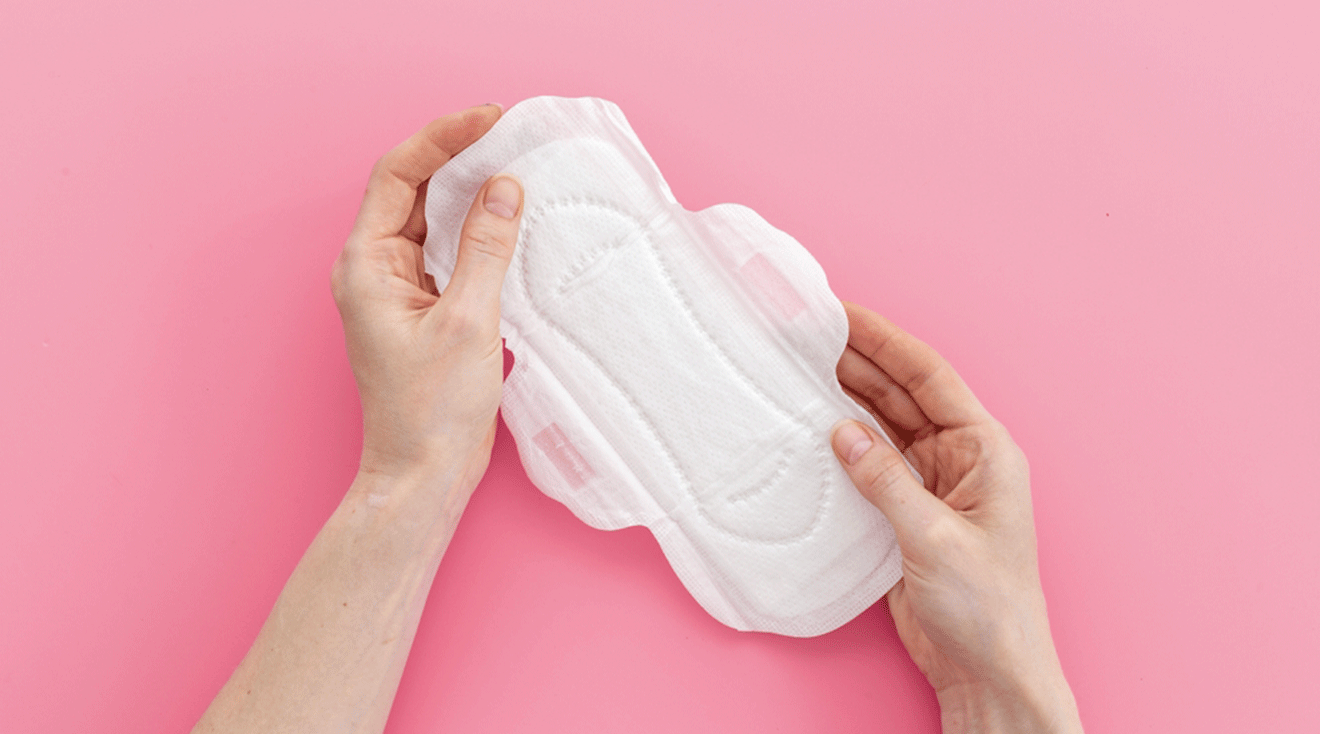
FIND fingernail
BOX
[486,102,504,112]
[484,176,521,219]
[833,422,873,465]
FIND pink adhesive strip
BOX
[532,423,596,489]
[739,253,807,320]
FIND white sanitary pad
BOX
[423,96,916,637]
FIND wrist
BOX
[336,460,477,561]
[353,451,472,497]
[358,418,495,497]
[937,671,1081,734]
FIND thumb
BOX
[445,174,524,315]
[831,420,949,546]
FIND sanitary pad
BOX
[423,97,916,637]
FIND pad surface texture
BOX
[423,96,913,636]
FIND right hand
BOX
[830,301,1082,733]
[331,104,524,495]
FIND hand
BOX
[830,302,1082,733]
[195,106,527,734]
[331,103,524,491]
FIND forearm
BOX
[193,465,472,734]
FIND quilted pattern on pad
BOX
[423,97,918,636]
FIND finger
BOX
[841,384,907,449]
[831,420,950,546]
[441,174,524,322]
[837,345,930,433]
[399,177,430,244]
[352,104,502,241]
[838,385,942,495]
[842,301,990,429]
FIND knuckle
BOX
[329,253,351,304]
[860,451,911,499]
[368,147,418,188]
[368,152,394,182]
[439,304,487,342]
[462,223,515,260]
[917,514,966,554]
[987,421,1029,474]
[1009,437,1030,476]
[860,376,893,405]
[949,425,994,463]
[904,360,943,398]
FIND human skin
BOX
[192,103,1081,734]
[191,103,523,734]
[831,302,1084,733]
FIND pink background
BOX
[2,1,1317,732]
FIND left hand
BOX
[331,103,524,492]
[831,302,1080,732]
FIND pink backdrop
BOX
[3,1,1317,732]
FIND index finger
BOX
[351,103,503,241]
[842,301,991,428]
